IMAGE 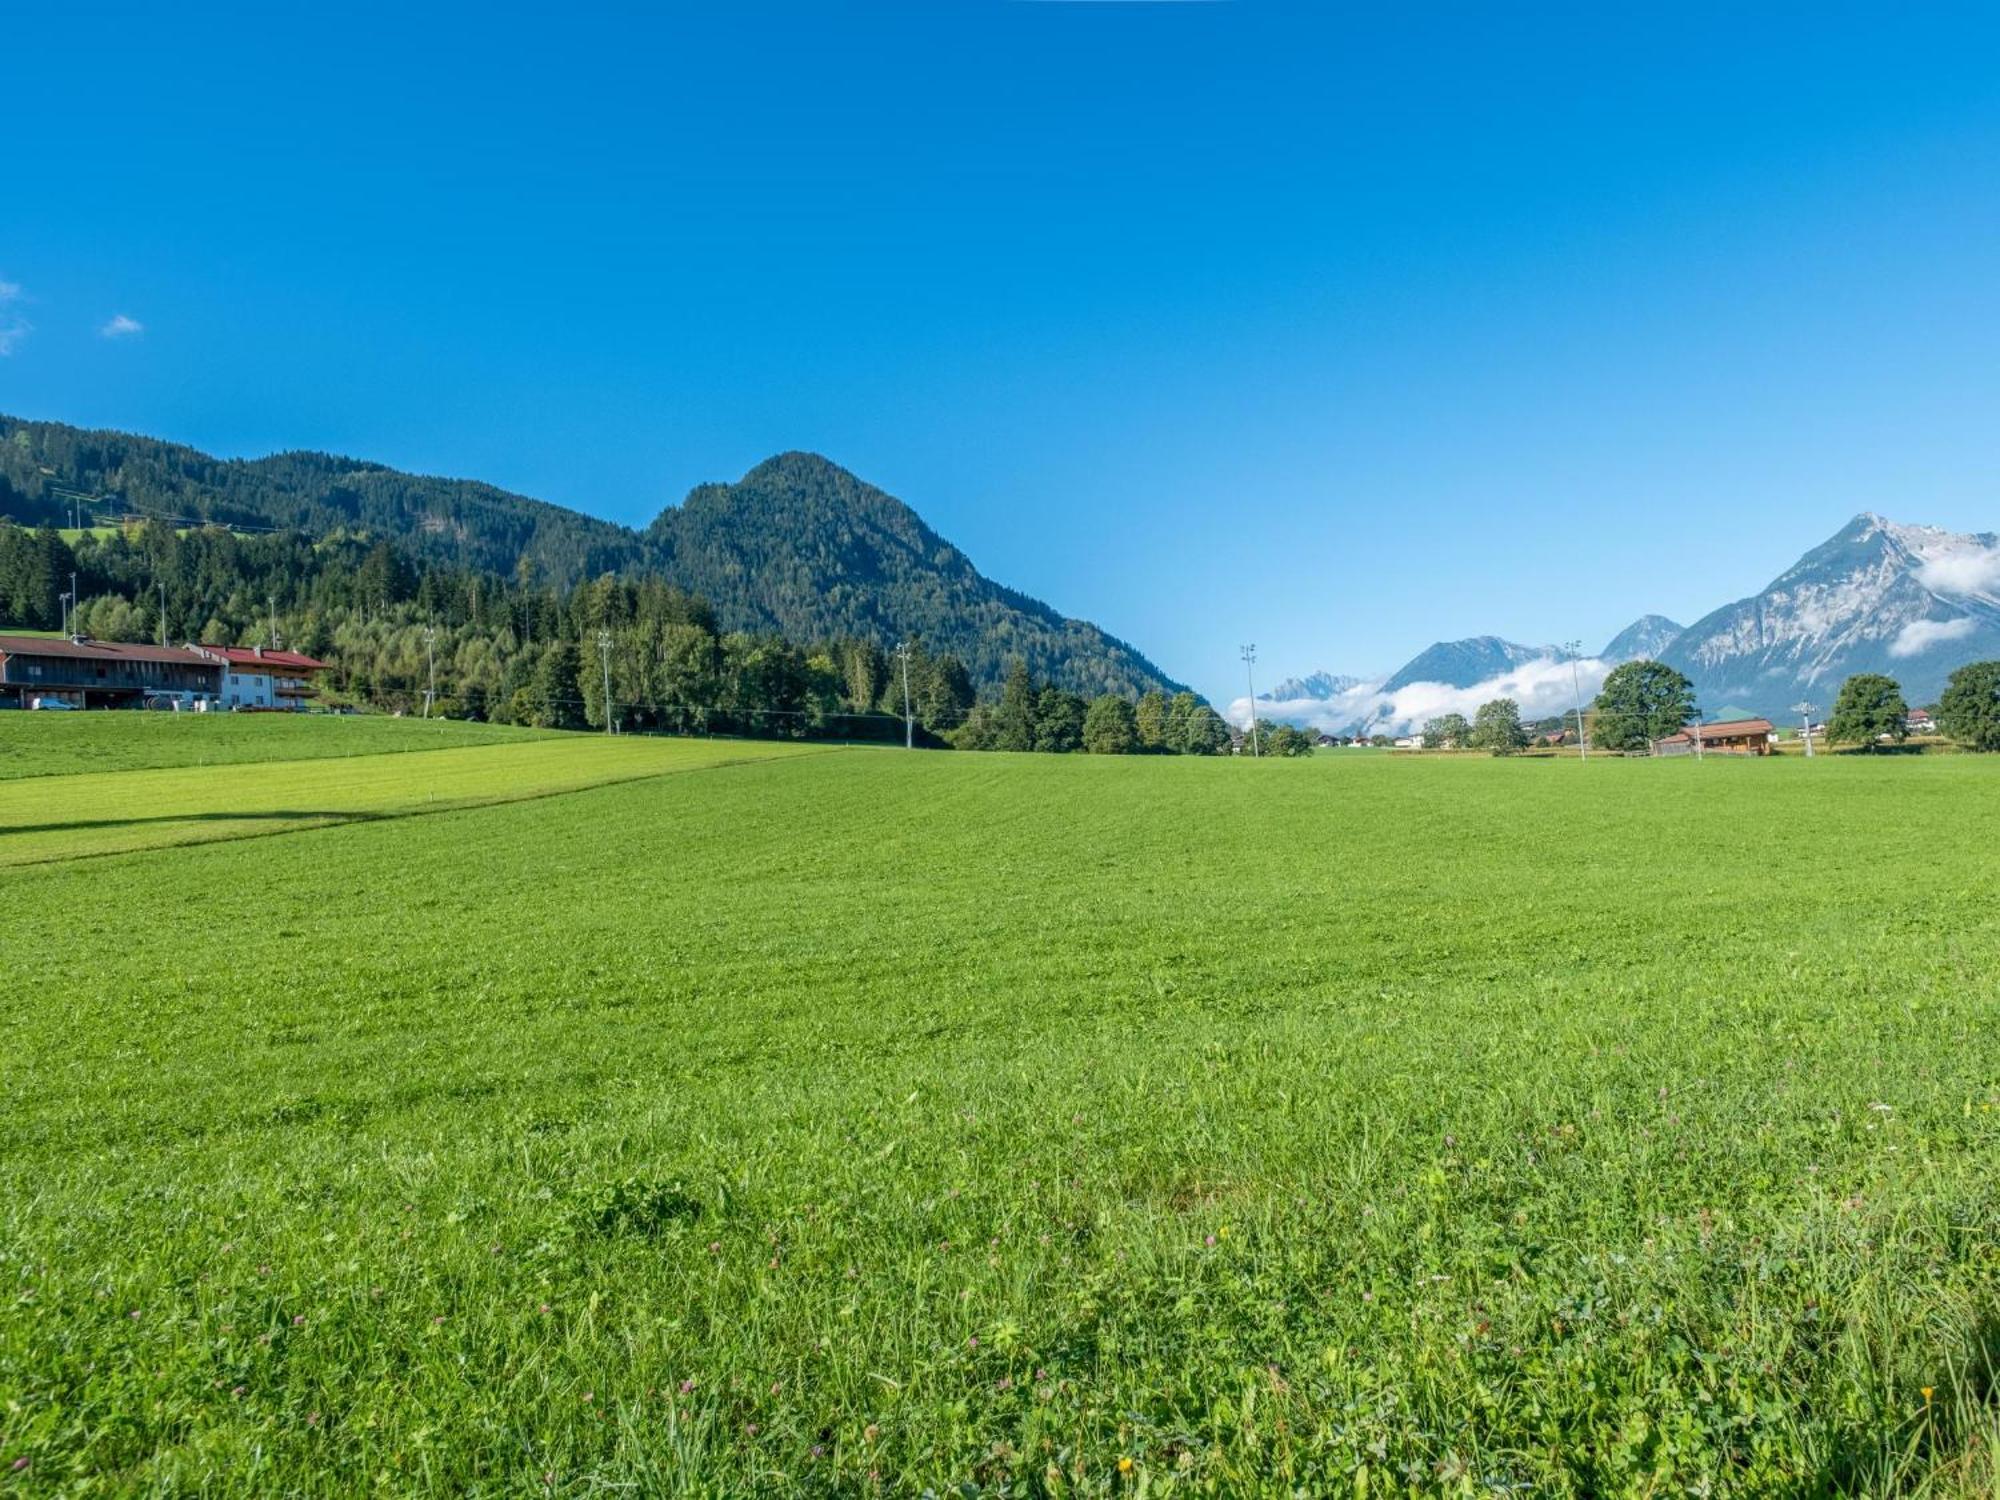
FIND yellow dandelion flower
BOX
[1922,1386,1934,1403]
[1118,1455,1134,1475]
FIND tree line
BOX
[0,520,1253,748]
[951,661,1239,754]
[1419,658,2000,755]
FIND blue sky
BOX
[6,2,2000,705]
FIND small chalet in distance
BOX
[1652,717,1776,757]
[190,644,330,711]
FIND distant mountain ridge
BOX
[0,415,1183,698]
[1601,614,1684,661]
[1261,670,1366,701]
[1381,635,1550,692]
[1254,515,1999,731]
[1661,513,2000,715]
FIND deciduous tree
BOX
[1827,673,1908,748]
[1469,698,1528,755]
[1265,723,1316,756]
[1938,660,2000,751]
[1422,713,1470,750]
[1032,686,1086,753]
[1082,694,1138,754]
[1591,660,1696,751]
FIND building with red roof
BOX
[190,644,330,711]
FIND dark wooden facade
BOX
[0,635,224,707]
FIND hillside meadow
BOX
[2,730,1998,1495]
[0,712,557,782]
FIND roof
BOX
[0,634,213,667]
[194,645,329,671]
[1657,717,1776,744]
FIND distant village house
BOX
[190,645,329,711]
[1652,717,1775,757]
[0,635,328,711]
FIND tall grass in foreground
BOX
[1,749,1997,1494]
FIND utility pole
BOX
[597,629,615,735]
[158,578,168,647]
[1563,639,1589,760]
[268,595,281,651]
[1793,701,1815,758]
[422,625,437,719]
[894,641,914,749]
[59,587,72,640]
[1240,644,1260,757]
[68,572,78,637]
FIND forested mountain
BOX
[646,453,1176,697]
[0,416,1181,697]
[0,417,642,582]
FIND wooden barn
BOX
[0,635,225,709]
[1652,717,1776,757]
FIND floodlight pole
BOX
[894,641,913,749]
[1564,639,1588,761]
[422,625,437,719]
[1240,644,1260,757]
[1794,701,1815,758]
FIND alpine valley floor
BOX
[3,723,1998,1495]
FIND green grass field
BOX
[0,712,563,782]
[0,734,816,866]
[3,731,1998,1495]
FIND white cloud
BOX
[99,313,144,339]
[1917,546,2000,599]
[1889,616,1976,658]
[1234,654,1614,736]
[0,274,26,355]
